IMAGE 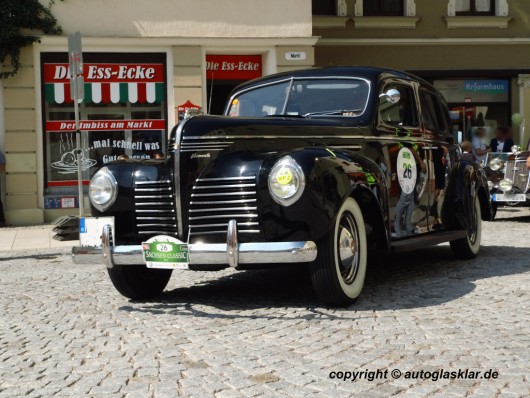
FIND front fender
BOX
[258,148,389,244]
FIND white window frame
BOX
[445,0,510,28]
[447,0,508,16]
[354,0,416,17]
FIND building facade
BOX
[0,0,316,225]
[313,0,530,147]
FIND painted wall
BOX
[314,0,530,39]
[43,0,312,38]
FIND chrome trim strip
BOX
[135,209,176,213]
[189,214,258,221]
[192,183,255,190]
[135,202,175,206]
[137,223,177,228]
[136,216,176,220]
[134,180,171,185]
[191,222,259,229]
[190,199,257,205]
[134,194,173,199]
[137,231,178,235]
[191,191,256,197]
[196,176,255,182]
[333,145,363,150]
[174,120,189,237]
[180,149,224,152]
[189,230,260,235]
[189,206,257,213]
[134,187,172,192]
[183,135,366,140]
[181,141,234,145]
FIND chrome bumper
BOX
[72,223,317,268]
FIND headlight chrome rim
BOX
[89,167,118,212]
[488,157,502,171]
[498,178,513,193]
[268,155,305,207]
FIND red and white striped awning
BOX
[45,82,165,104]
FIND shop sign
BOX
[433,79,509,103]
[285,51,307,61]
[206,55,262,80]
[177,100,201,112]
[43,63,165,104]
[46,119,166,132]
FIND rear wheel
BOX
[310,197,367,307]
[107,264,172,300]
[450,195,482,259]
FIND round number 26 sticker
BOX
[397,147,417,194]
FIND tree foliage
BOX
[0,0,63,79]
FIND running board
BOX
[390,230,468,253]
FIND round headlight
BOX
[498,178,513,193]
[268,156,305,206]
[489,157,502,171]
[89,167,118,211]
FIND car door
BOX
[377,80,429,238]
[418,88,453,232]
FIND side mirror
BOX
[379,89,401,104]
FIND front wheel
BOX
[107,264,172,300]
[450,195,482,259]
[310,197,368,307]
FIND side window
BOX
[379,84,418,127]
[419,90,446,132]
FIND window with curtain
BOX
[363,0,404,16]
[455,0,494,15]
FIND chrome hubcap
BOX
[337,213,359,285]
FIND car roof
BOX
[232,66,432,93]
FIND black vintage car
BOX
[73,67,492,306]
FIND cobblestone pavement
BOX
[1,207,529,398]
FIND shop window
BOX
[41,53,167,206]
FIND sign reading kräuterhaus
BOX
[142,235,189,270]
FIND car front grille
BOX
[134,180,177,236]
[188,176,260,239]
[504,160,530,193]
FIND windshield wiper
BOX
[304,109,362,117]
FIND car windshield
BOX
[226,78,370,118]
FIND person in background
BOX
[472,127,490,163]
[460,141,475,162]
[489,126,515,153]
[0,150,5,227]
